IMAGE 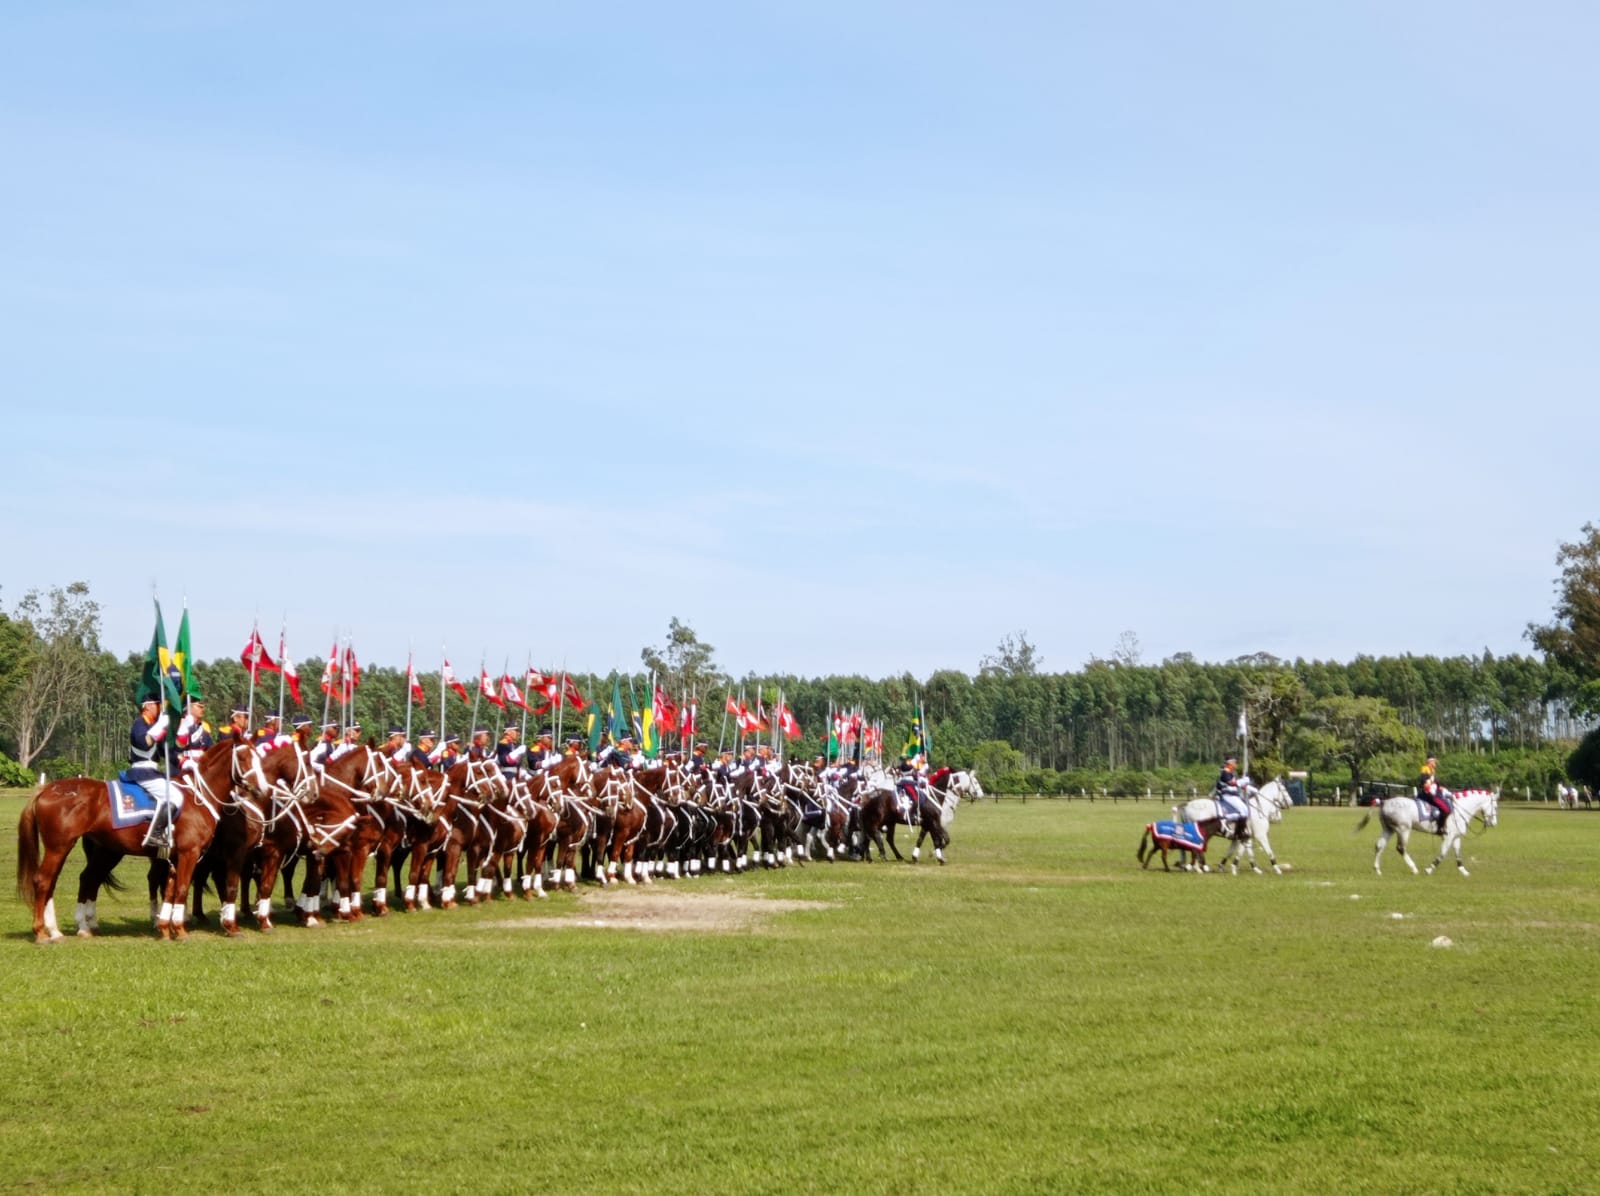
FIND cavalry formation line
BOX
[16,740,983,942]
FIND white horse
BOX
[1354,787,1499,876]
[939,769,985,803]
[1174,779,1293,874]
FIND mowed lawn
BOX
[2,791,1596,1195]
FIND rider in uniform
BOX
[130,694,178,853]
[310,720,339,771]
[896,754,924,825]
[252,710,283,754]
[175,696,214,769]
[495,724,526,783]
[467,727,493,764]
[218,705,250,745]
[1418,755,1452,830]
[526,729,562,772]
[409,730,443,771]
[1213,755,1249,836]
[289,714,315,751]
[437,733,463,772]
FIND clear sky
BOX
[3,2,1595,678]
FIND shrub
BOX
[0,751,33,788]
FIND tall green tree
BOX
[1289,695,1424,796]
[1528,522,1600,713]
[0,582,103,767]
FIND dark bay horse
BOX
[17,741,271,942]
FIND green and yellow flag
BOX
[140,600,183,715]
[638,676,658,758]
[173,607,201,704]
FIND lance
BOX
[501,654,511,739]
[276,615,287,721]
[404,642,415,742]
[320,625,335,731]
[246,615,259,735]
[717,686,729,756]
[439,644,448,744]
[469,653,483,753]
[555,660,569,746]
[519,653,530,742]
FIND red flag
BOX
[442,659,469,704]
[502,674,528,712]
[682,697,697,737]
[480,669,505,709]
[320,640,340,695]
[755,699,770,732]
[737,702,758,732]
[526,668,548,697]
[282,655,303,706]
[778,704,802,740]
[725,694,740,719]
[408,654,426,707]
[561,675,586,711]
[344,646,360,695]
[241,629,279,675]
[654,686,678,733]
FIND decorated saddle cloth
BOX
[1413,798,1450,826]
[1151,820,1206,851]
[108,773,160,828]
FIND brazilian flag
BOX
[634,675,657,758]
[609,675,626,740]
[902,717,922,761]
[585,695,603,755]
[140,600,183,715]
[173,607,202,704]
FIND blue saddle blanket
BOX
[1151,820,1206,851]
[108,774,160,828]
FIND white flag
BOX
[1237,709,1248,739]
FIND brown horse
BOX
[17,741,271,942]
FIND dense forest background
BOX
[7,523,1600,801]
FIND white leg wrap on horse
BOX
[86,900,99,928]
[623,862,634,883]
[533,874,545,895]
[405,884,416,903]
[441,885,456,904]
[338,897,351,916]
[564,867,576,885]
[503,877,513,894]
[256,898,271,920]
[221,902,237,925]
[74,903,89,933]
[912,847,920,861]
[158,901,174,925]
[522,875,533,892]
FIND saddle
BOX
[108,774,161,828]
[1413,799,1450,829]
[1151,820,1205,851]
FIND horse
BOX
[1168,780,1285,873]
[1210,780,1294,875]
[933,768,985,803]
[17,740,271,942]
[1354,787,1500,876]
[856,774,959,863]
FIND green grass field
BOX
[2,790,1596,1194]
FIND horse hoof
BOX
[372,905,388,918]
[39,931,65,945]
[304,916,322,928]
[76,928,94,938]
[172,925,189,942]
[258,920,275,934]
[223,924,240,939]
[156,923,172,941]
[348,909,363,922]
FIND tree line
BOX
[1,582,1593,798]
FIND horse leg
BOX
[1397,827,1420,875]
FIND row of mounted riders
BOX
[17,737,973,942]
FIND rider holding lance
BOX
[1213,755,1249,836]
[130,693,179,852]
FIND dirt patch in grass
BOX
[483,889,834,933]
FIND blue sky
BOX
[3,2,1596,678]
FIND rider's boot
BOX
[143,803,173,858]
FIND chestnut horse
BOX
[17,740,270,942]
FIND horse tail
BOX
[1352,810,1372,834]
[16,798,40,900]
[1136,826,1151,862]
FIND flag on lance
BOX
[281,645,303,706]
[561,675,586,710]
[343,646,360,700]
[502,673,529,712]
[778,703,802,740]
[240,628,278,676]
[480,668,505,709]
[654,686,679,733]
[320,638,340,695]
[681,696,697,738]
[442,658,469,704]
[408,655,426,706]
